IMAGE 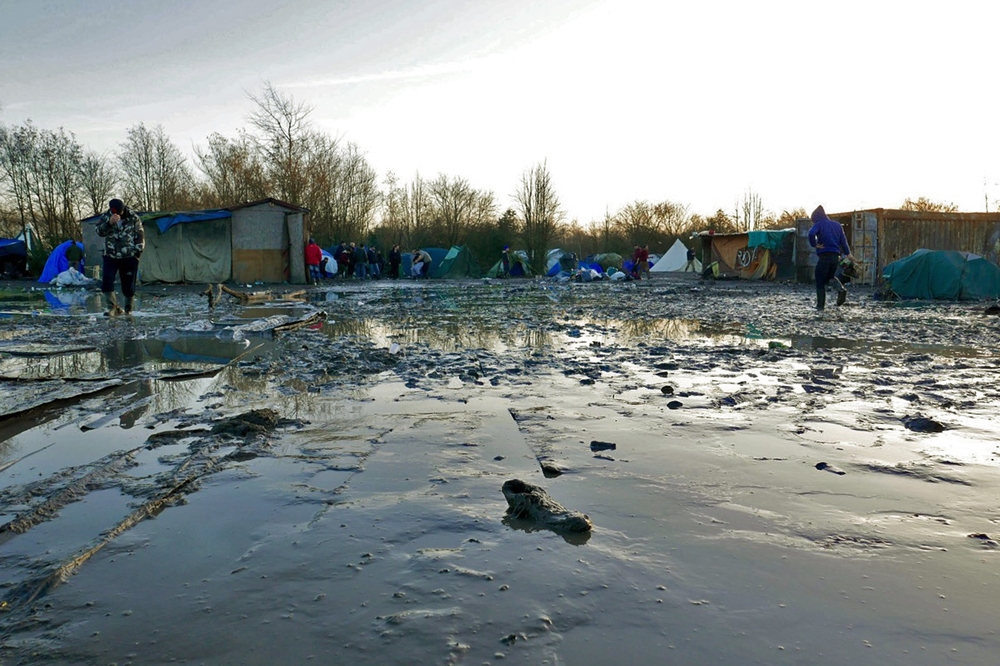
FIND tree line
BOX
[0,84,964,274]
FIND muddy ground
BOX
[2,275,1000,665]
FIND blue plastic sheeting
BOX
[39,240,85,283]
[145,209,232,234]
[0,238,27,258]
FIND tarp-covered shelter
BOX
[588,253,623,271]
[881,249,1000,300]
[651,238,700,272]
[38,240,85,282]
[81,198,308,284]
[430,245,482,279]
[698,229,795,280]
[1,238,27,276]
[487,250,533,277]
[545,249,578,276]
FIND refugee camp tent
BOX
[429,245,482,279]
[589,253,624,271]
[486,250,533,277]
[650,238,701,273]
[697,229,795,280]
[0,238,27,277]
[38,240,85,283]
[881,249,1000,300]
[545,249,578,276]
[80,198,308,285]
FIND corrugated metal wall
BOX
[796,209,1000,284]
[877,211,1000,276]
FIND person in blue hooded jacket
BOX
[808,205,854,310]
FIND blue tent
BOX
[39,240,85,283]
[882,249,1000,300]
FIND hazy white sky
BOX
[2,0,999,222]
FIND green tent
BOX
[882,249,1000,300]
[429,245,483,279]
[486,250,533,277]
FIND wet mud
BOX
[2,277,1000,664]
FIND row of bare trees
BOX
[2,83,968,272]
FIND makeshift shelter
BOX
[588,253,623,271]
[487,250,533,277]
[795,208,1000,285]
[38,240,85,283]
[0,238,27,277]
[650,239,700,273]
[697,229,795,280]
[429,245,482,279]
[545,249,578,276]
[881,249,1000,300]
[81,198,308,285]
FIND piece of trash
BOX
[590,440,616,451]
[815,462,846,475]
[389,343,401,355]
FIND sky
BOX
[2,0,999,223]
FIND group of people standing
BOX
[305,239,435,283]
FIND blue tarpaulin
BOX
[0,238,27,258]
[143,210,232,234]
[39,240,85,283]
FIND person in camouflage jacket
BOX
[96,198,145,315]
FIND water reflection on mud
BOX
[0,337,257,380]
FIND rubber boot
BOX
[816,289,826,311]
[104,293,123,317]
[836,289,847,307]
[124,296,134,314]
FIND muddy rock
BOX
[902,415,946,433]
[210,409,281,438]
[501,478,593,533]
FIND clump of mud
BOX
[210,408,281,438]
[501,478,593,534]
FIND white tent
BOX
[651,238,701,273]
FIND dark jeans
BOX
[102,255,140,298]
[814,253,844,309]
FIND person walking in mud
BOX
[808,205,854,310]
[683,245,697,272]
[96,198,144,315]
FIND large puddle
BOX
[1,279,1000,664]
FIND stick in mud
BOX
[501,478,593,534]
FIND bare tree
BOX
[194,131,268,206]
[0,121,39,241]
[734,189,765,232]
[246,81,313,205]
[78,151,117,216]
[118,123,192,211]
[652,200,691,236]
[430,174,477,247]
[616,200,655,244]
[514,160,562,270]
